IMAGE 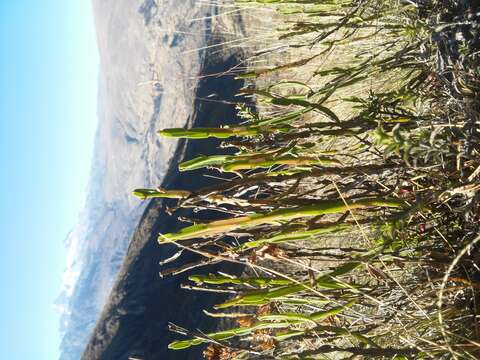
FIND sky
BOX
[0,1,98,359]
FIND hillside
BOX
[59,1,223,358]
[81,52,246,360]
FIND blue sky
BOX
[0,1,98,359]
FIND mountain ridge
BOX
[82,50,246,359]
[59,1,216,358]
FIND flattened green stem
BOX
[168,321,290,350]
[169,301,356,350]
[179,153,340,172]
[158,126,260,139]
[179,155,231,171]
[158,198,405,242]
[215,262,361,308]
[133,187,251,207]
[274,325,378,347]
[188,163,398,196]
[238,223,351,250]
[259,301,355,325]
[189,274,293,287]
[222,155,340,172]
[132,188,191,200]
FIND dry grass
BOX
[134,1,480,358]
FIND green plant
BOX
[134,0,480,358]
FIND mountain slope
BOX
[58,1,219,358]
[81,52,245,359]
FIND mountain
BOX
[81,52,246,360]
[57,1,238,358]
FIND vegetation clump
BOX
[135,0,480,358]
